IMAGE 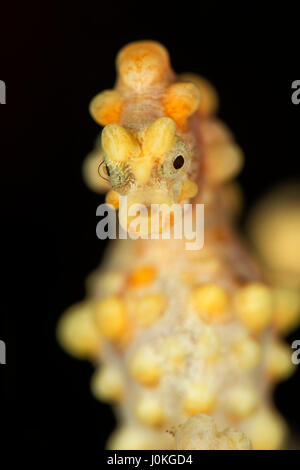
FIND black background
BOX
[0,1,300,451]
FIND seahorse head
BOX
[89,41,201,234]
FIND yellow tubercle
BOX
[180,73,219,117]
[183,382,216,416]
[272,288,300,334]
[142,117,176,157]
[179,179,198,201]
[242,408,287,450]
[91,366,124,402]
[234,283,273,333]
[163,82,201,129]
[116,40,171,90]
[206,143,244,185]
[232,337,261,370]
[105,190,120,209]
[94,297,127,340]
[135,395,165,427]
[226,384,259,419]
[107,426,152,450]
[56,301,101,360]
[101,123,140,162]
[190,283,229,324]
[129,346,161,387]
[134,293,166,327]
[89,89,124,126]
[265,340,295,382]
[247,184,300,287]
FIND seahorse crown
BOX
[89,40,201,131]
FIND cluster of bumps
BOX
[57,41,300,450]
[58,263,299,449]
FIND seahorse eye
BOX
[173,155,185,169]
[105,164,110,177]
[98,161,111,180]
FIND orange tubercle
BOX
[129,265,157,287]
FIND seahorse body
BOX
[57,41,299,450]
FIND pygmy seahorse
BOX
[57,41,300,450]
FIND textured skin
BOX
[57,41,299,450]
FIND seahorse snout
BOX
[118,189,177,236]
